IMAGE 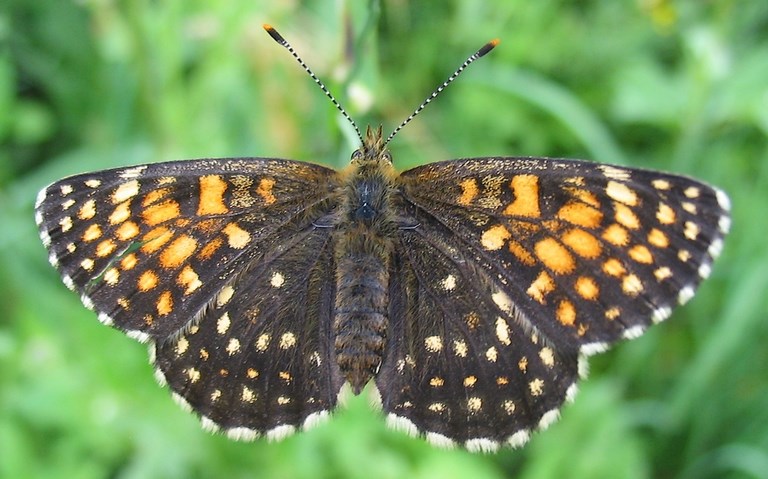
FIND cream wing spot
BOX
[270,272,285,288]
[216,313,231,334]
[424,336,443,353]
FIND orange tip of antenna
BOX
[477,39,500,57]
[263,23,273,31]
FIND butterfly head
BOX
[351,125,392,166]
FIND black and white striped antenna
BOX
[264,24,499,148]
[264,24,364,146]
[383,38,499,147]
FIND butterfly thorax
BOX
[332,126,399,394]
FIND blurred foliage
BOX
[2,0,767,478]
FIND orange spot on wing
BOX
[222,223,251,249]
[614,203,640,229]
[602,258,626,277]
[159,235,198,269]
[648,228,669,248]
[527,271,555,304]
[141,226,174,254]
[557,201,603,228]
[142,200,181,226]
[561,228,601,259]
[95,239,116,257]
[157,290,173,316]
[116,221,140,241]
[109,200,132,225]
[197,237,223,260]
[629,245,653,263]
[557,300,576,326]
[481,224,511,251]
[178,265,202,295]
[504,175,540,217]
[575,276,599,300]
[82,224,102,242]
[198,175,229,215]
[602,224,629,246]
[138,270,159,291]
[142,188,172,207]
[534,237,575,274]
[256,178,277,205]
[457,178,479,206]
[508,239,536,265]
[657,202,676,224]
[121,253,138,271]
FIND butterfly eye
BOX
[351,149,364,162]
[381,151,392,163]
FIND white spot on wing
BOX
[715,188,731,211]
[538,409,560,430]
[506,430,531,449]
[171,392,193,412]
[97,312,114,326]
[599,164,631,180]
[153,367,167,386]
[270,272,285,288]
[303,411,330,430]
[698,262,712,279]
[426,432,456,449]
[35,188,47,209]
[718,216,731,234]
[368,386,382,410]
[441,275,457,291]
[119,165,148,179]
[577,356,590,378]
[580,342,609,356]
[226,427,259,441]
[62,275,75,290]
[678,285,695,305]
[386,414,418,437]
[80,294,94,310]
[126,329,150,343]
[34,210,44,227]
[652,305,672,323]
[265,424,295,442]
[466,437,498,453]
[39,230,51,247]
[622,325,645,339]
[565,383,579,402]
[200,416,221,433]
[708,238,724,258]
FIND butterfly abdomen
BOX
[333,231,390,394]
[332,163,398,394]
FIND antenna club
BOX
[263,24,286,44]
[477,39,500,57]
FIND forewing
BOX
[152,226,343,439]
[35,158,337,341]
[399,157,730,354]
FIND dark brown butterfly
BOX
[35,25,730,452]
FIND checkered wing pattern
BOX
[34,158,337,342]
[152,225,344,439]
[376,157,730,451]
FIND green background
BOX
[2,1,767,478]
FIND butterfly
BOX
[34,25,730,452]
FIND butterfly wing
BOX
[376,157,730,450]
[35,158,338,341]
[152,224,344,439]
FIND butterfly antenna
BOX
[264,24,364,145]
[384,39,500,147]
